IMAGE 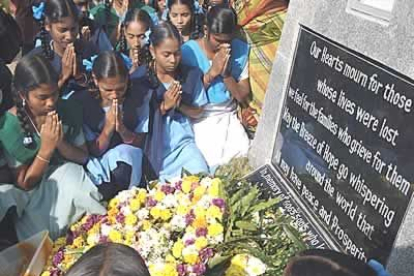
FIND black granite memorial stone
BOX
[253,26,414,265]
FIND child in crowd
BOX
[0,54,105,241]
[76,51,150,199]
[181,5,250,169]
[164,0,203,42]
[31,0,99,96]
[65,243,150,276]
[131,21,208,181]
[118,7,153,73]
[74,0,113,51]
[89,0,157,45]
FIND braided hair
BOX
[118,7,152,67]
[12,54,59,148]
[144,21,183,88]
[38,0,80,59]
[167,0,203,40]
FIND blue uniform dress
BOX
[131,65,209,181]
[71,83,151,190]
[29,39,99,98]
[180,38,251,169]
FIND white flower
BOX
[246,255,267,276]
[137,209,150,220]
[162,194,178,208]
[200,177,213,187]
[170,215,186,230]
[101,224,112,236]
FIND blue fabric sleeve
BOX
[134,92,151,133]
[192,77,208,107]
[83,124,98,142]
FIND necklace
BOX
[24,108,41,137]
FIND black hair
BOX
[167,0,203,40]
[103,0,112,34]
[118,7,152,66]
[34,0,80,60]
[90,51,129,98]
[206,4,237,35]
[144,21,182,88]
[65,243,151,276]
[0,61,13,117]
[0,9,22,63]
[12,54,59,148]
[284,249,377,276]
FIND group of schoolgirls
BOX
[0,0,252,243]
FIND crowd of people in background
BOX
[0,1,397,275]
[0,0,290,244]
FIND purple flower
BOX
[177,264,186,276]
[192,263,206,275]
[175,181,182,191]
[147,197,157,207]
[66,231,75,245]
[196,228,207,237]
[185,238,195,246]
[52,250,64,267]
[161,185,175,194]
[212,198,226,209]
[82,217,95,232]
[185,211,195,226]
[50,268,62,276]
[200,248,214,262]
[116,212,125,223]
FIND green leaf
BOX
[235,221,258,231]
[251,197,281,213]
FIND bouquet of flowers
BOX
[42,160,305,276]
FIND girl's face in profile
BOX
[46,16,79,50]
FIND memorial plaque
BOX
[271,26,414,264]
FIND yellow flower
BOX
[108,229,123,243]
[129,198,141,212]
[176,205,190,216]
[225,265,247,276]
[186,226,196,234]
[164,263,179,276]
[137,189,147,204]
[72,236,85,248]
[208,223,224,237]
[183,253,199,265]
[195,237,208,250]
[193,185,207,202]
[154,190,166,201]
[86,235,98,246]
[125,230,135,242]
[172,240,184,258]
[125,214,138,226]
[41,272,51,276]
[182,180,192,194]
[150,207,162,220]
[194,206,206,219]
[208,178,221,197]
[108,198,120,209]
[192,216,207,229]
[88,224,100,236]
[142,220,151,231]
[231,254,248,268]
[207,205,223,221]
[160,209,172,221]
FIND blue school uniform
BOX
[72,82,151,188]
[131,65,209,181]
[181,38,249,104]
[29,39,99,98]
[179,38,251,169]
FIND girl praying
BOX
[31,0,99,97]
[117,7,153,73]
[77,51,150,200]
[0,54,105,241]
[181,5,250,169]
[131,21,208,181]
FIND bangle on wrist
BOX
[36,154,50,163]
